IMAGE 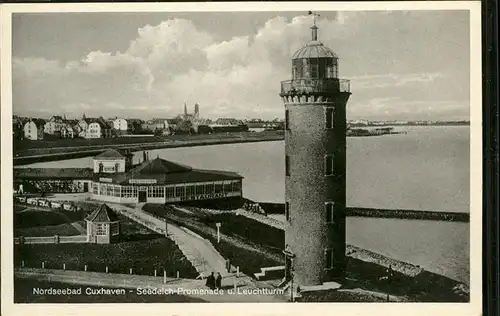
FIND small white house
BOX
[86,122,102,139]
[113,118,128,132]
[23,119,45,140]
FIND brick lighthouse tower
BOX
[280,13,351,288]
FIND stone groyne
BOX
[253,202,469,222]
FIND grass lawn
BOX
[14,237,197,279]
[15,210,73,229]
[16,223,81,237]
[202,213,284,250]
[14,205,27,212]
[14,278,204,303]
[14,213,197,279]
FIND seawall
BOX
[251,201,469,222]
[13,135,284,166]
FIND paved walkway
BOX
[15,268,288,302]
[105,202,235,279]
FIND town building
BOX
[85,203,121,244]
[44,115,67,135]
[113,118,129,133]
[182,103,200,121]
[85,118,114,139]
[23,119,45,140]
[61,125,75,138]
[13,118,25,140]
[280,19,351,288]
[77,117,91,138]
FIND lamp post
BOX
[216,222,221,243]
[283,246,296,302]
[386,265,394,302]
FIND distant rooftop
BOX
[109,157,242,185]
[95,148,126,159]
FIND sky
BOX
[12,10,470,121]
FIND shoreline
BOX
[13,135,284,166]
[13,129,413,166]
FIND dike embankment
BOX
[13,133,284,166]
[253,202,469,222]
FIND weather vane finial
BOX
[307,11,321,41]
[308,11,320,26]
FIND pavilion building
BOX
[91,149,243,204]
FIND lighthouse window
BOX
[285,155,290,176]
[325,155,334,176]
[325,107,334,129]
[310,64,319,79]
[325,202,335,223]
[285,110,290,130]
[325,249,334,269]
[285,202,290,221]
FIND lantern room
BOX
[281,20,350,97]
[291,25,339,80]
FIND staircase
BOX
[253,266,285,281]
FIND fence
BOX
[16,261,186,281]
[14,235,88,245]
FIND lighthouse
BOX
[280,14,351,288]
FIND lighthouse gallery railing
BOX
[280,78,350,95]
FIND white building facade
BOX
[113,118,128,132]
[23,120,44,140]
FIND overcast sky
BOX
[12,10,470,121]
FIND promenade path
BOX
[15,268,288,302]
[107,202,233,279]
[44,194,252,279]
